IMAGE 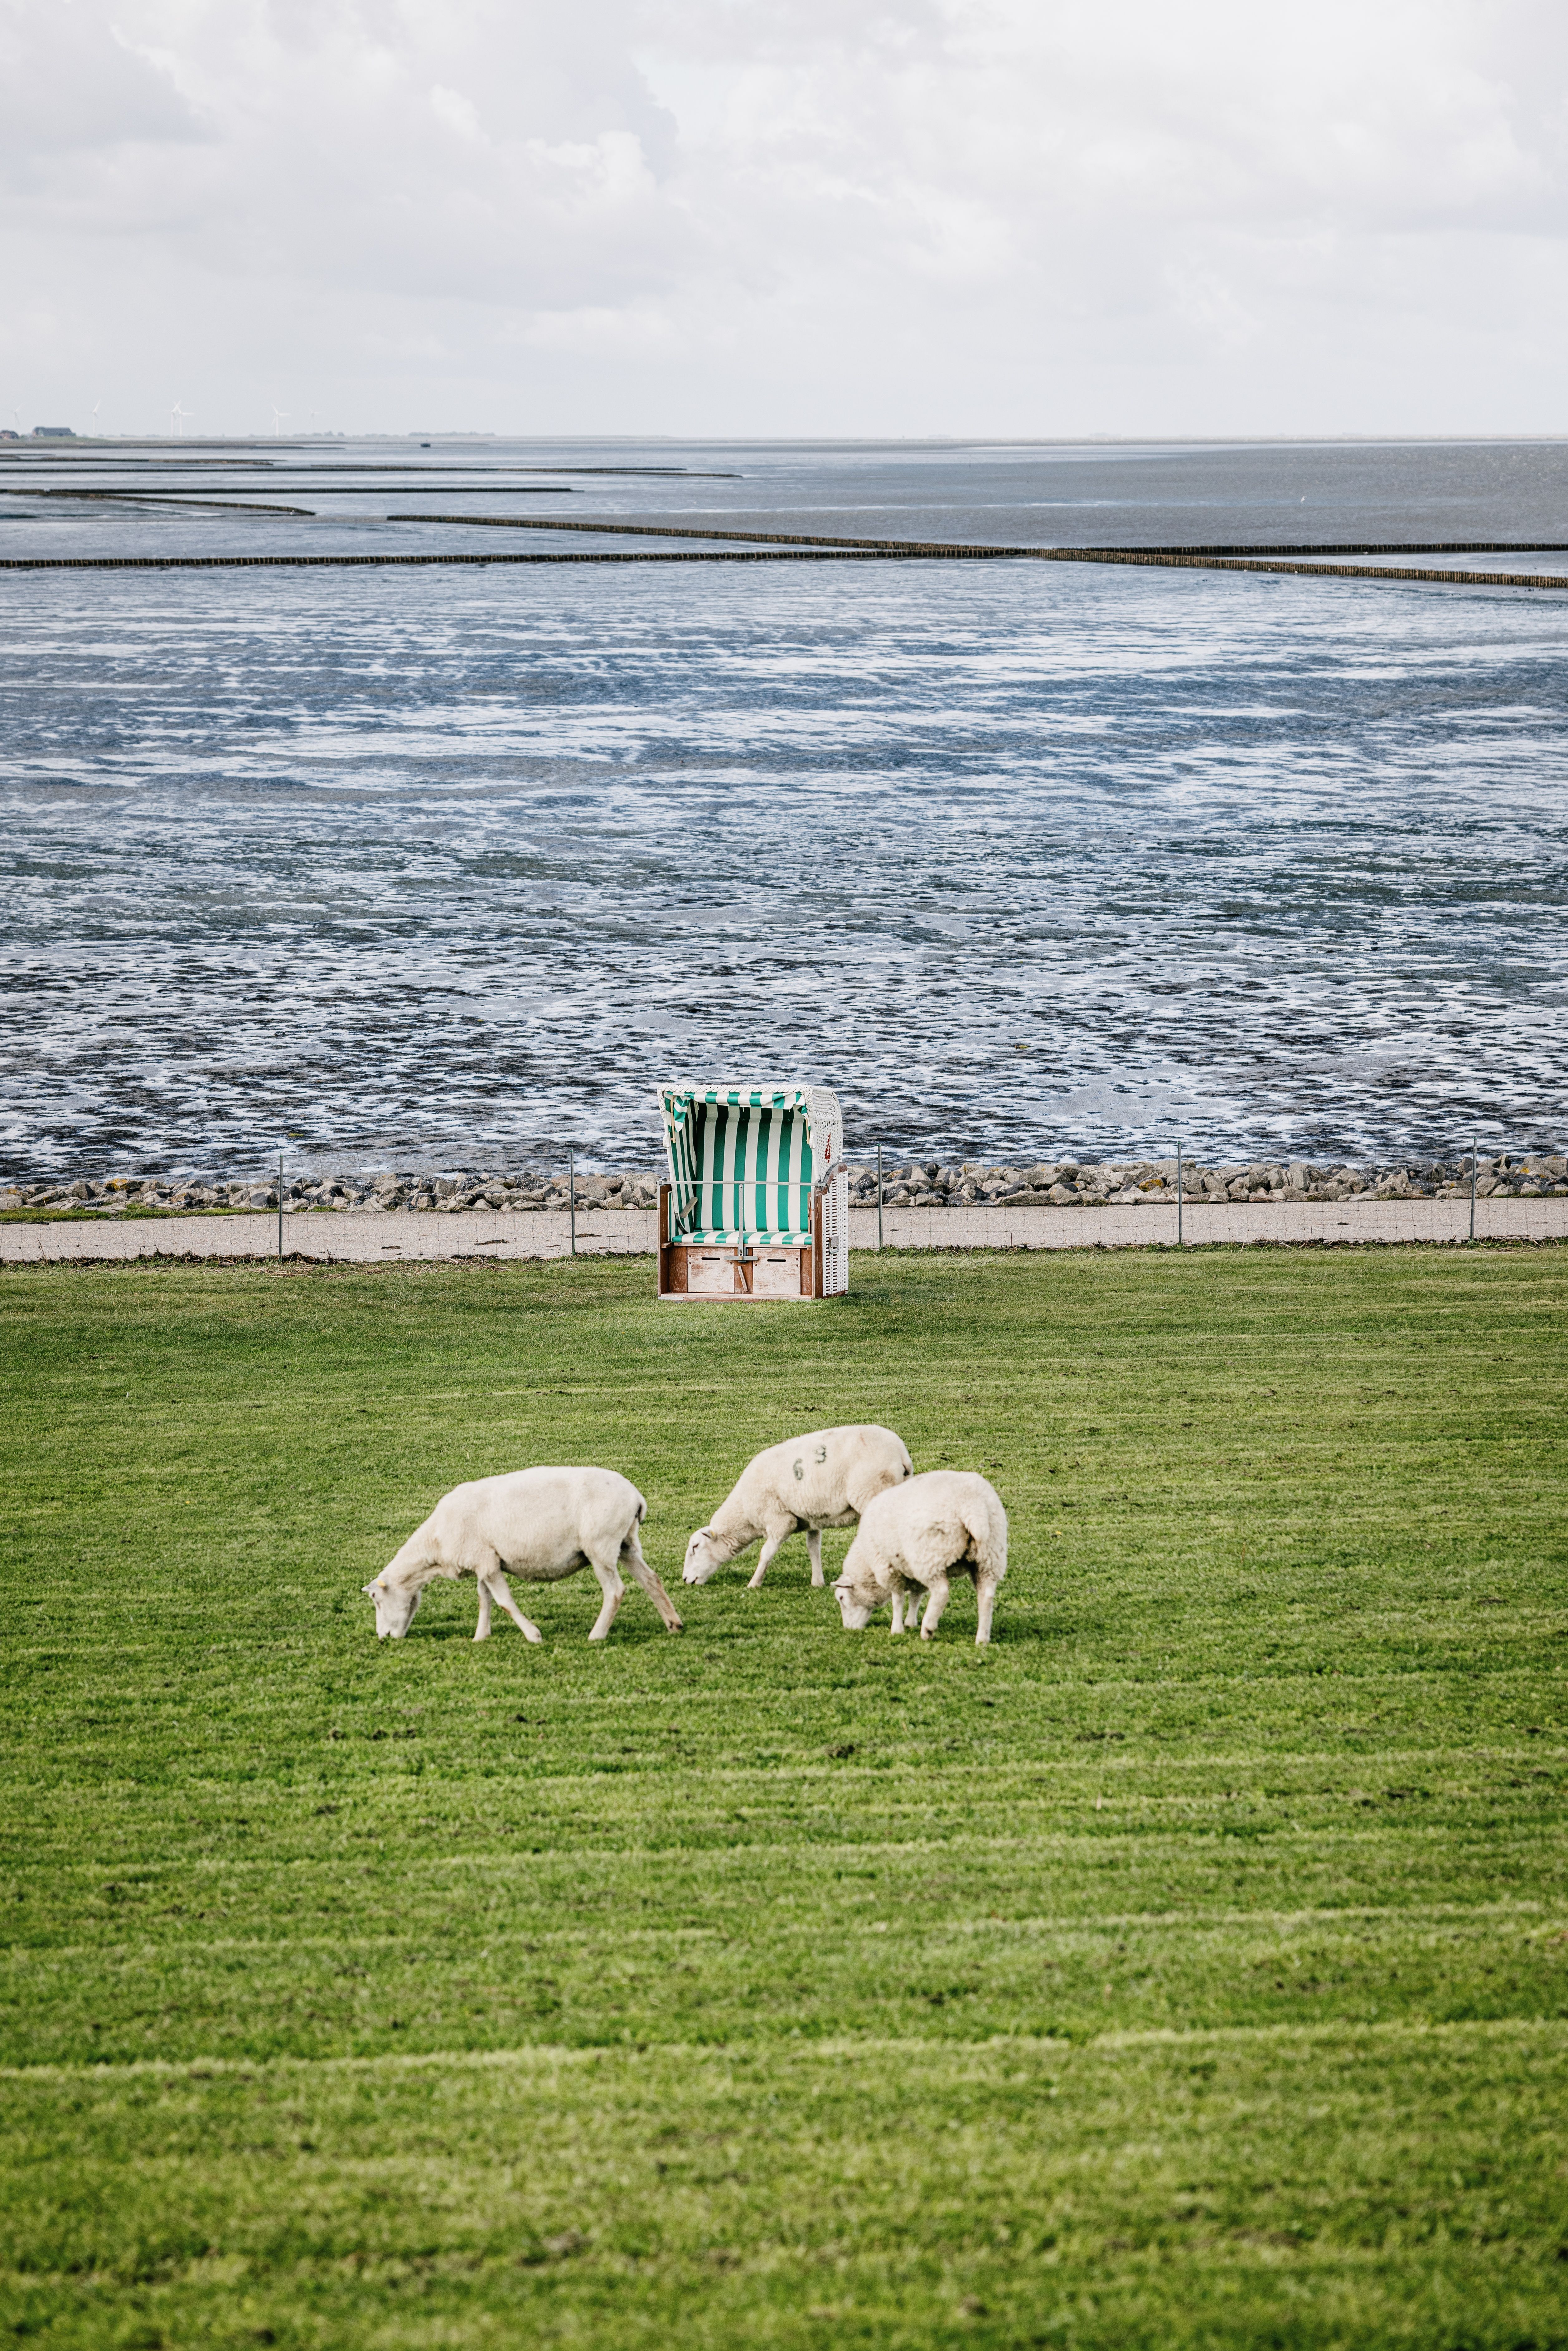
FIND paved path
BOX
[872,1197,1568,1250]
[5,1197,1565,1265]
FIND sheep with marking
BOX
[363,1467,684,1643]
[682,1424,913,1590]
[833,1469,1007,1644]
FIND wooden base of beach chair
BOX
[657,1186,831,1300]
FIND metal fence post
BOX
[1469,1136,1476,1242]
[1176,1142,1183,1247]
[569,1151,576,1257]
[877,1143,884,1252]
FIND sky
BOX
[3,0,1568,439]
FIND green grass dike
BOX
[1,1247,1565,2349]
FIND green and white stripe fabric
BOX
[658,1084,843,1245]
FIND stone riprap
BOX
[851,1154,1568,1205]
[3,1152,1565,1219]
[0,1169,661,1216]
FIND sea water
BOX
[2,436,1565,1177]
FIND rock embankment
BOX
[845,1153,1568,1205]
[4,1153,1566,1216]
[0,1170,662,1215]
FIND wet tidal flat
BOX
[2,1248,1565,2346]
[7,436,1568,1181]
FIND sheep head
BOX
[832,1575,878,1631]
[363,1574,421,1639]
[833,1528,889,1630]
[682,1527,728,1585]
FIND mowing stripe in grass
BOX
[4,2026,1566,2350]
[4,2011,1566,2077]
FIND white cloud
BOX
[2,0,1567,433]
[429,85,486,145]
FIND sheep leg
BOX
[588,1557,625,1642]
[975,1570,999,1647]
[486,1567,543,1644]
[889,1579,910,1635]
[620,1535,685,1633]
[474,1580,493,1642]
[893,1582,924,1633]
[747,1522,794,1590]
[807,1528,824,1588]
[918,1570,951,1640]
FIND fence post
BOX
[1469,1137,1476,1243]
[1176,1143,1183,1248]
[877,1144,883,1252]
[569,1151,576,1257]
[277,1148,283,1260]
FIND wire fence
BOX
[7,1142,1565,1262]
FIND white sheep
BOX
[682,1424,913,1589]
[362,1467,684,1643]
[833,1469,1008,1644]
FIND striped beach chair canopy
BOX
[658,1083,843,1246]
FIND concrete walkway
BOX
[4,1196,1565,1265]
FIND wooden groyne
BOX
[0,548,957,572]
[6,545,1567,590]
[389,514,1568,560]
[7,508,1568,591]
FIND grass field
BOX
[2,1246,1566,2349]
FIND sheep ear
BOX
[362,1581,379,1596]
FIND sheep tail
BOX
[964,1492,1007,1581]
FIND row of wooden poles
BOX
[9,505,1568,590]
[869,1141,1494,1250]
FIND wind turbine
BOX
[89,398,102,437]
[271,405,289,438]
[170,400,193,438]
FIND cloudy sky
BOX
[4,0,1567,438]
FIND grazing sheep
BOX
[833,1469,1007,1644]
[363,1467,683,1643]
[682,1424,913,1590]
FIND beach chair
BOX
[656,1083,849,1300]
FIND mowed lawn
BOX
[1,1245,1565,2351]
